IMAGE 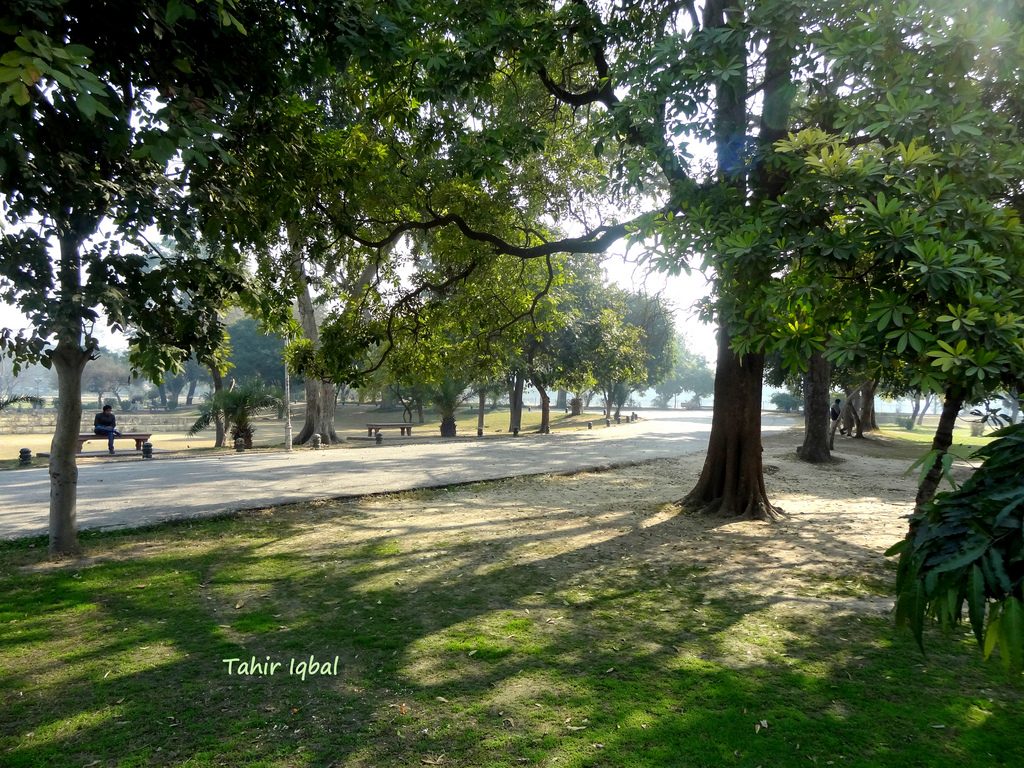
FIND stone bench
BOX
[365,423,413,437]
[77,432,152,453]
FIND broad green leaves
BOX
[891,424,1024,671]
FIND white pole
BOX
[284,361,293,453]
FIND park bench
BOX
[76,432,152,453]
[365,423,414,437]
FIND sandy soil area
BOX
[293,428,953,621]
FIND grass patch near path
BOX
[876,424,994,459]
[2,456,1021,768]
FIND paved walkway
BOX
[0,411,799,539]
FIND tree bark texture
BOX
[290,242,339,445]
[48,229,96,557]
[681,329,783,521]
[531,375,551,433]
[914,387,965,511]
[555,389,567,410]
[296,379,339,444]
[49,341,89,556]
[477,390,486,435]
[570,397,582,416]
[508,372,524,432]
[797,350,832,463]
[855,379,878,436]
[209,366,226,448]
[680,3,786,522]
[440,414,457,438]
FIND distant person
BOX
[94,404,121,454]
[830,398,847,436]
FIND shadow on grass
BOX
[0,474,1021,767]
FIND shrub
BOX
[888,423,1024,671]
[770,391,801,413]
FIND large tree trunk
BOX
[531,376,551,434]
[185,379,198,406]
[440,412,457,438]
[681,329,783,521]
[570,396,582,416]
[290,238,339,445]
[914,387,965,511]
[555,389,567,411]
[856,379,878,435]
[295,380,339,444]
[797,350,831,462]
[49,341,90,557]
[48,230,93,557]
[167,381,185,410]
[508,371,524,432]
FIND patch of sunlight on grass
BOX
[92,642,188,681]
[22,706,118,746]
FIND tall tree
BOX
[764,2,1024,509]
[0,0,289,555]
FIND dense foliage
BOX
[890,424,1024,671]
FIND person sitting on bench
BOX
[94,404,122,454]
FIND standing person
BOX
[830,398,847,436]
[94,404,121,454]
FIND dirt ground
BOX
[291,427,960,623]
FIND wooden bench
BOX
[76,432,152,453]
[365,423,413,437]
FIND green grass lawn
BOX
[1,466,1021,767]
[876,423,994,461]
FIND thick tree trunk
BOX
[185,379,198,406]
[157,383,167,407]
[295,380,339,444]
[914,387,965,511]
[681,329,782,521]
[570,397,582,416]
[798,350,831,462]
[508,372,524,432]
[440,413,457,437]
[555,388,567,410]
[290,237,339,445]
[857,379,878,435]
[49,342,90,557]
[48,229,95,557]
[532,376,551,434]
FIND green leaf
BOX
[76,92,98,119]
[931,540,988,574]
[999,598,1024,672]
[967,565,986,647]
[983,603,1001,660]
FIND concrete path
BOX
[0,411,800,539]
